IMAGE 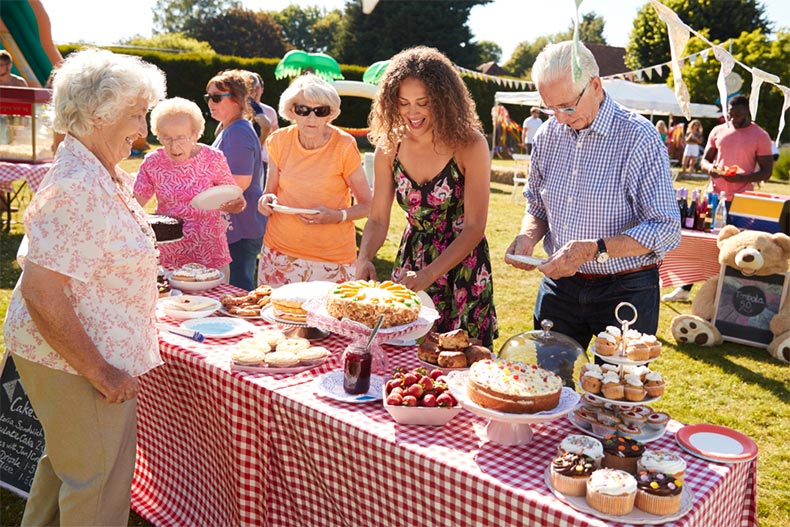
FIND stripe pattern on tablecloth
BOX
[659,230,721,289]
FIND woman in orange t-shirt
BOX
[257,74,372,286]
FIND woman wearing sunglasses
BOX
[206,69,266,291]
[256,73,372,286]
[356,46,498,347]
[134,97,244,277]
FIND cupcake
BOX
[600,372,624,400]
[635,470,683,515]
[625,339,651,361]
[581,370,603,394]
[623,374,647,402]
[644,371,666,397]
[559,434,604,466]
[550,452,596,496]
[596,410,621,427]
[585,468,637,516]
[631,405,654,418]
[573,408,596,430]
[591,421,618,437]
[605,325,623,345]
[645,412,670,431]
[638,450,687,482]
[616,424,642,438]
[601,363,620,375]
[641,334,663,358]
[602,434,645,474]
[619,409,647,428]
[594,332,618,356]
[581,362,603,376]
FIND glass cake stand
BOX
[446,371,580,445]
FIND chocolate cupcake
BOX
[602,434,645,474]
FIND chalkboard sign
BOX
[0,354,45,497]
[713,267,790,347]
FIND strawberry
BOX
[418,375,434,391]
[404,383,424,399]
[402,395,418,407]
[386,393,403,406]
[433,381,447,395]
[389,386,404,397]
[385,378,402,393]
[421,393,438,407]
[429,369,444,380]
[402,372,419,386]
[436,393,456,407]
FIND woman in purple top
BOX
[206,69,266,290]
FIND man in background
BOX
[521,106,542,155]
[245,71,278,181]
[0,50,29,86]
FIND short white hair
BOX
[532,41,599,93]
[278,74,341,123]
[51,49,166,136]
[150,97,205,138]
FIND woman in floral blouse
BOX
[356,46,498,347]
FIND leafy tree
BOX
[271,5,342,53]
[189,8,290,58]
[121,33,216,54]
[625,0,770,76]
[332,0,491,68]
[476,40,502,64]
[152,0,241,35]
[503,36,550,79]
[552,12,607,45]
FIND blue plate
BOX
[314,371,385,403]
[180,317,255,338]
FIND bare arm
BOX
[257,160,280,216]
[19,262,139,403]
[537,235,651,279]
[355,148,396,280]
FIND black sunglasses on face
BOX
[204,93,233,103]
[293,104,332,117]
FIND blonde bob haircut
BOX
[278,73,341,123]
[531,40,600,94]
[51,48,166,137]
[150,97,206,138]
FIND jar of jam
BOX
[343,343,371,394]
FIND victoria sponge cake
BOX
[467,359,562,413]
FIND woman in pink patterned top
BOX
[3,49,165,526]
[135,97,245,274]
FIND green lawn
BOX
[1,157,788,527]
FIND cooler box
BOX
[729,191,790,235]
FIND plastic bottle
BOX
[712,191,728,232]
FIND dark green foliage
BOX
[188,7,290,58]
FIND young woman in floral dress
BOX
[356,46,498,347]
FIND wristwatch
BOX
[594,238,609,263]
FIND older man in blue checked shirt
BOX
[505,41,680,352]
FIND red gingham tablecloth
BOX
[0,161,50,193]
[660,230,721,289]
[131,284,757,527]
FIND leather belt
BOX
[574,263,659,280]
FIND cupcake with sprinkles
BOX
[550,451,597,496]
[602,434,645,474]
[635,470,683,515]
[638,449,687,482]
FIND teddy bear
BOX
[670,225,790,363]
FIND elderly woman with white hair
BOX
[134,97,244,276]
[257,73,372,286]
[3,49,166,525]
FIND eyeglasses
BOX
[158,135,192,146]
[539,81,590,116]
[204,93,233,103]
[293,104,332,118]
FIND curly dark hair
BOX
[368,46,482,153]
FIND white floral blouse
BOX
[3,135,162,377]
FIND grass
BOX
[1,156,789,527]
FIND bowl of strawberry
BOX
[382,367,463,426]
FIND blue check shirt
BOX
[525,93,681,274]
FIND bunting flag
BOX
[650,0,691,118]
[776,86,790,146]
[749,68,781,121]
[713,45,735,123]
[572,0,584,83]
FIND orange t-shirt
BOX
[265,125,361,263]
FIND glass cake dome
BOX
[497,320,588,390]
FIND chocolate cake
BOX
[147,214,183,242]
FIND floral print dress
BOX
[392,153,498,347]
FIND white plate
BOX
[566,411,666,443]
[157,296,221,320]
[167,271,225,293]
[180,317,255,338]
[190,185,243,210]
[271,203,320,215]
[592,350,659,365]
[314,371,385,403]
[580,389,661,407]
[505,254,547,266]
[231,356,327,375]
[385,291,435,344]
[544,466,694,524]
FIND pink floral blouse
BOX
[3,135,162,377]
[134,145,236,269]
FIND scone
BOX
[417,341,441,364]
[463,345,492,365]
[437,329,470,350]
[437,350,467,368]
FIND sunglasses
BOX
[204,93,233,103]
[293,104,332,118]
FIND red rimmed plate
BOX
[675,424,758,463]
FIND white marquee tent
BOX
[495,78,721,119]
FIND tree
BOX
[271,5,342,53]
[152,0,241,35]
[121,33,216,54]
[503,36,550,79]
[552,12,607,45]
[476,40,502,65]
[189,7,290,58]
[332,0,491,68]
[625,0,771,76]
